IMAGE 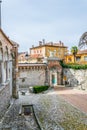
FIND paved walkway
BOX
[55,87,87,113]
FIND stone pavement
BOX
[54,86,87,113]
[0,88,87,130]
[0,103,40,130]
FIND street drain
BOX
[21,105,42,130]
[22,105,32,116]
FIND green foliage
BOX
[33,85,49,93]
[71,46,78,55]
[71,46,78,63]
[60,61,87,70]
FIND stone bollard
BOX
[29,86,33,93]
[21,91,26,95]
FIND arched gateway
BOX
[46,57,62,87]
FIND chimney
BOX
[59,41,62,45]
[39,41,42,46]
[59,41,64,46]
[42,39,45,44]
[50,42,53,45]
[32,45,34,48]
[61,42,64,46]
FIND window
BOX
[84,56,87,61]
[0,42,3,84]
[68,57,72,62]
[5,46,8,61]
[76,56,81,61]
[0,48,2,60]
[40,50,42,53]
[6,61,8,80]
[4,62,8,81]
[64,52,67,55]
[58,50,61,55]
[34,50,36,53]
[50,51,54,57]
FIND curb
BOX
[32,105,43,130]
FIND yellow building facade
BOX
[64,49,87,64]
[30,41,68,60]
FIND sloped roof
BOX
[77,49,87,54]
[11,40,19,47]
[18,52,28,55]
[30,42,67,49]
[0,28,19,47]
[0,28,13,46]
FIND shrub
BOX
[60,61,87,70]
[33,85,49,93]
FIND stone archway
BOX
[46,58,62,87]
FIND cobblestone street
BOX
[0,88,87,130]
[0,103,40,130]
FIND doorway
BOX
[51,73,57,86]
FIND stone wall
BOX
[18,58,63,88]
[63,68,87,90]
[18,69,45,88]
[0,84,10,121]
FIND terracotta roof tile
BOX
[77,49,87,54]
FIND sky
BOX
[1,0,87,52]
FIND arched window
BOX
[0,62,2,84]
[0,48,3,60]
[68,57,72,62]
[5,46,9,81]
[5,46,8,61]
[0,42,3,84]
[0,42,3,60]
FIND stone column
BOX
[45,66,49,86]
[58,72,61,85]
[1,62,5,84]
[7,61,9,80]
[9,61,12,97]
[12,44,19,99]
[57,71,61,85]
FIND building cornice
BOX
[30,44,67,50]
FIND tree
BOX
[71,46,78,63]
